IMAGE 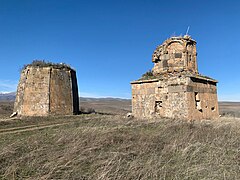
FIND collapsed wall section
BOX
[152,36,198,75]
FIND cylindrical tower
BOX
[13,61,79,116]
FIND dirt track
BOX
[0,121,76,135]
[0,115,112,135]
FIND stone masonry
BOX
[13,62,79,116]
[131,35,219,120]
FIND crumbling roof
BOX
[22,60,74,71]
[131,71,218,84]
[191,74,218,83]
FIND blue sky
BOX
[0,0,239,101]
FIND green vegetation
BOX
[0,115,239,179]
[21,60,72,71]
[138,70,156,80]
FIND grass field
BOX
[0,100,239,179]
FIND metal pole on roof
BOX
[186,26,190,35]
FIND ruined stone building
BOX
[13,61,79,116]
[131,36,219,120]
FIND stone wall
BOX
[14,67,51,116]
[49,68,73,115]
[132,76,189,119]
[132,80,157,118]
[131,75,219,120]
[186,76,219,120]
[14,66,79,116]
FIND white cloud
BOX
[0,80,18,93]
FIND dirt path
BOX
[0,121,77,135]
[0,115,109,135]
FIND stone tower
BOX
[131,36,219,120]
[13,61,79,116]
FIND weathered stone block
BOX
[13,63,79,116]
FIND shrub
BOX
[21,60,72,71]
[80,107,96,114]
[139,70,155,80]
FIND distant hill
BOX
[80,97,130,102]
[0,93,131,115]
[0,92,16,101]
[0,93,131,103]
[80,97,131,114]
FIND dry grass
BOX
[22,60,72,71]
[0,115,239,179]
[0,101,14,119]
[219,102,240,117]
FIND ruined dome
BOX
[152,36,198,76]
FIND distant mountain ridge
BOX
[0,92,16,101]
[80,97,131,102]
[0,92,238,104]
[0,92,131,102]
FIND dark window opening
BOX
[155,101,162,114]
[162,60,168,68]
[189,55,192,61]
[195,92,202,112]
[175,53,182,58]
